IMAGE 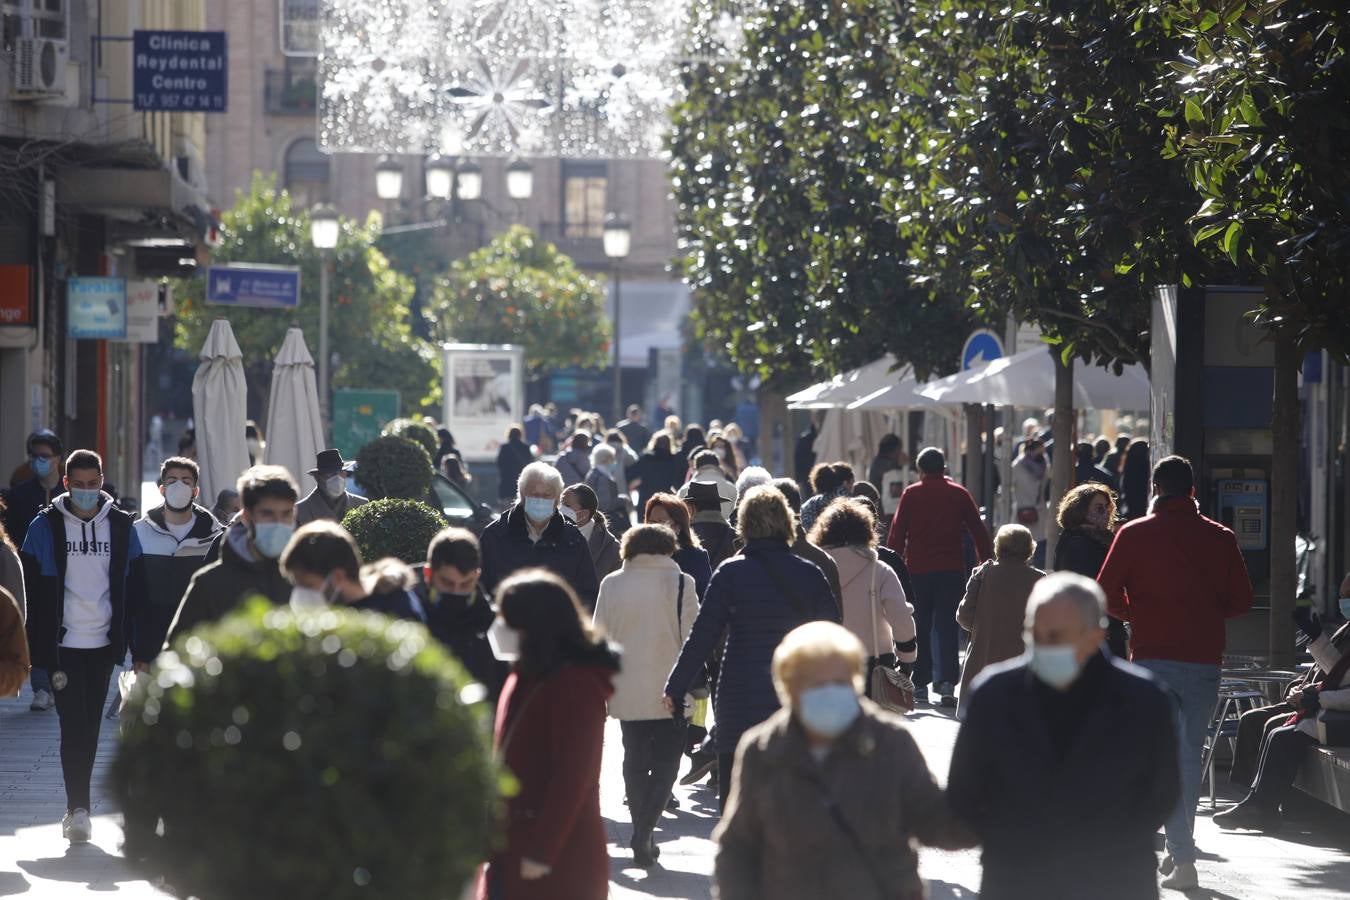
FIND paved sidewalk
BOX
[3,675,1349,898]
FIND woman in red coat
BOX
[482,568,620,900]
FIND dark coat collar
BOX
[504,501,572,545]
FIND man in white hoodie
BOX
[20,449,148,844]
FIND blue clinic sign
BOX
[961,329,1004,371]
[68,278,127,339]
[133,30,227,112]
[206,264,301,309]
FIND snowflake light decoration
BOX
[319,0,751,158]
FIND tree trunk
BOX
[1046,350,1075,570]
[1269,331,1300,667]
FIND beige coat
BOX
[714,704,975,900]
[824,546,917,663]
[0,541,25,620]
[955,558,1045,708]
[592,554,696,721]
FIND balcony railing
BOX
[264,69,317,116]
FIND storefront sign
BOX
[111,279,160,343]
[68,277,127,339]
[207,263,301,308]
[133,30,228,112]
[0,265,32,326]
[443,344,525,462]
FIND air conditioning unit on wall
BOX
[11,37,68,98]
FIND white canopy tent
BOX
[264,327,326,497]
[917,344,1150,410]
[786,355,905,409]
[191,319,251,504]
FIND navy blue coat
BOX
[947,653,1179,900]
[665,539,839,753]
[673,545,712,602]
[479,502,600,610]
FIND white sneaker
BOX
[30,689,53,711]
[1161,862,1198,891]
[63,808,92,843]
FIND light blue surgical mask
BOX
[252,521,295,559]
[523,497,555,522]
[1339,598,1350,621]
[797,683,861,739]
[70,488,101,512]
[31,456,53,478]
[1030,644,1082,690]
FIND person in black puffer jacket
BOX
[1053,483,1127,657]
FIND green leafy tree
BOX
[426,225,611,377]
[174,173,439,418]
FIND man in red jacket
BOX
[1097,455,1253,891]
[886,447,992,706]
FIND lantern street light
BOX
[456,160,483,201]
[506,159,534,201]
[374,155,404,201]
[603,212,632,423]
[310,203,340,439]
[425,156,455,200]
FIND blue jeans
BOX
[909,570,966,689]
[1135,659,1220,865]
[31,667,50,693]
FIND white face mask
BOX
[290,586,328,610]
[323,474,347,498]
[487,616,520,661]
[164,481,195,511]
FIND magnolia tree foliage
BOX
[426,225,611,377]
[175,173,440,416]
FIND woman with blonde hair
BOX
[955,524,1044,712]
[715,621,973,900]
[1053,482,1127,656]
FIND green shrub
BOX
[111,601,500,900]
[382,417,439,461]
[356,434,432,500]
[342,498,444,564]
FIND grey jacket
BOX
[295,488,368,526]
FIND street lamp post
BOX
[603,212,632,424]
[310,204,340,439]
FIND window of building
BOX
[3,0,67,48]
[562,161,607,239]
[283,138,330,203]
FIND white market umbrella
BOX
[192,319,251,505]
[917,344,1150,410]
[264,327,325,497]
[845,364,947,410]
[812,408,890,475]
[786,355,903,409]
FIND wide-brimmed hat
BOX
[309,448,354,477]
[686,480,723,506]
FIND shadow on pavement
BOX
[0,871,30,897]
[611,862,716,899]
[17,844,138,890]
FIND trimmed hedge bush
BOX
[382,417,439,461]
[111,601,500,900]
[355,434,432,500]
[342,498,445,565]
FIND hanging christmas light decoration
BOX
[318,0,750,158]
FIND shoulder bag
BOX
[868,560,915,714]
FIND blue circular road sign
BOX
[961,329,1004,371]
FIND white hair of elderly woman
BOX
[517,461,565,499]
[1023,572,1108,632]
[735,465,773,495]
[590,443,617,466]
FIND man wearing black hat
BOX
[295,449,368,527]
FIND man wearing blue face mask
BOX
[478,462,599,610]
[19,449,150,844]
[947,573,1180,900]
[165,466,298,645]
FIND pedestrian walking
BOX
[496,426,535,509]
[664,485,840,809]
[295,449,368,527]
[592,524,696,866]
[479,462,599,609]
[583,443,630,536]
[1119,439,1151,520]
[631,433,685,521]
[0,586,30,698]
[643,493,712,601]
[793,420,818,489]
[684,478,739,570]
[678,450,738,521]
[435,427,465,474]
[618,404,652,457]
[605,428,640,494]
[867,433,906,496]
[955,524,1044,713]
[480,570,620,900]
[1075,441,1118,491]
[679,424,706,468]
[553,431,592,486]
[799,462,853,534]
[19,449,151,843]
[422,527,507,702]
[1097,455,1253,890]
[885,447,993,707]
[714,621,973,900]
[1011,438,1048,567]
[1215,599,1350,832]
[947,573,1180,900]
[210,489,240,525]
[166,466,299,642]
[279,521,425,620]
[5,430,63,710]
[1052,482,1127,656]
[771,478,843,610]
[561,483,621,583]
[132,457,224,663]
[809,499,918,699]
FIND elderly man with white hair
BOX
[583,442,631,536]
[478,461,600,609]
[946,573,1180,900]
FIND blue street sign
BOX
[133,30,228,112]
[961,329,1004,371]
[68,277,127,339]
[206,264,301,309]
